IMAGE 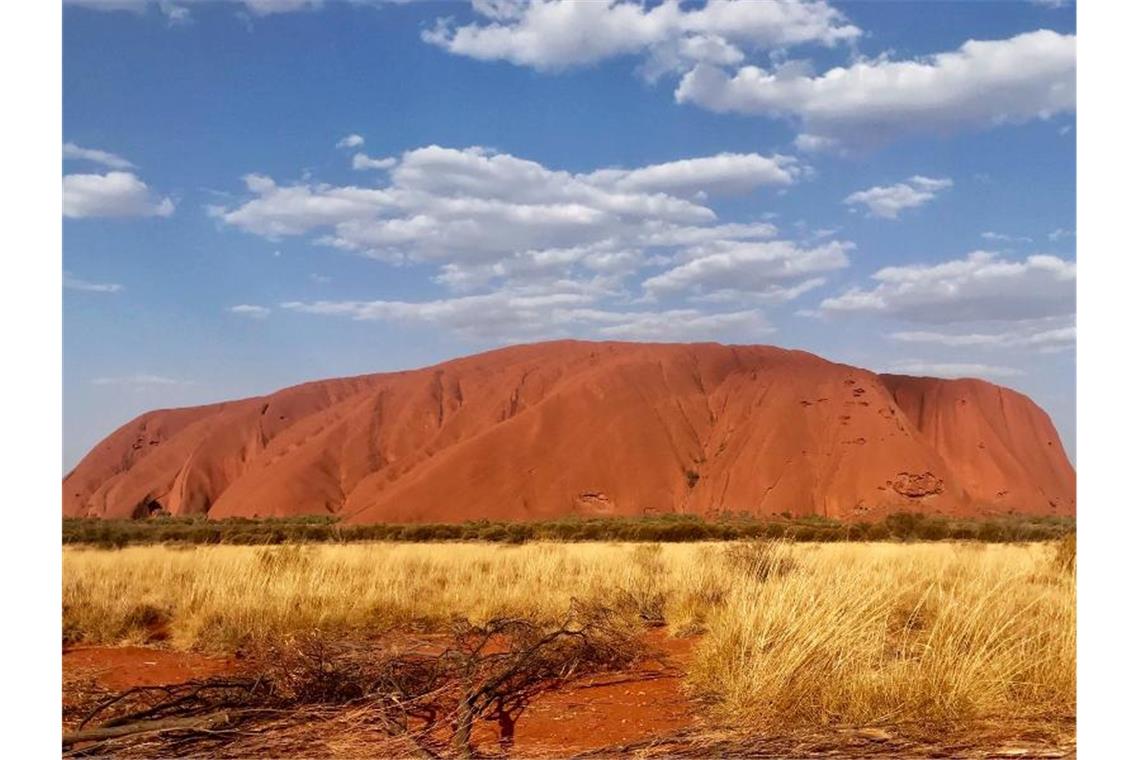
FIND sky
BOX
[62,0,1076,471]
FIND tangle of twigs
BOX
[63,602,643,758]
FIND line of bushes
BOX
[62,511,1075,548]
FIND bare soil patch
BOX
[63,646,240,692]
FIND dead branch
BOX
[63,711,232,747]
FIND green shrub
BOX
[62,512,1073,547]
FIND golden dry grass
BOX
[63,542,721,649]
[63,540,1074,733]
[688,542,1075,732]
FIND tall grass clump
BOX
[1054,530,1076,574]
[687,543,1075,732]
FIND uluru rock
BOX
[63,341,1075,522]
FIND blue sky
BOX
[63,0,1076,470]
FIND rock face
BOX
[63,341,1075,523]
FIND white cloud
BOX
[63,142,136,170]
[676,29,1075,149]
[352,153,397,171]
[981,231,1032,244]
[793,133,841,154]
[282,289,772,342]
[843,176,952,219]
[638,32,746,82]
[64,272,124,293]
[884,361,1025,380]
[91,373,189,387]
[242,0,323,15]
[65,0,397,20]
[424,0,860,72]
[65,0,149,9]
[593,308,772,341]
[642,239,850,300]
[819,251,1075,323]
[208,173,394,237]
[246,0,406,14]
[229,304,272,318]
[890,318,1075,354]
[65,0,194,23]
[63,172,175,219]
[585,152,803,195]
[431,241,641,293]
[162,2,191,24]
[336,133,366,149]
[213,145,801,266]
[1048,227,1074,241]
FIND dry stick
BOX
[63,711,232,747]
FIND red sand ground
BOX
[64,340,1075,522]
[63,646,239,692]
[61,632,697,757]
[496,632,696,754]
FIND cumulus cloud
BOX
[221,144,845,342]
[212,145,806,269]
[336,133,365,149]
[884,361,1025,380]
[424,0,860,72]
[64,272,124,293]
[676,29,1075,149]
[63,172,175,219]
[843,176,952,219]
[229,304,272,318]
[819,251,1075,323]
[63,142,136,170]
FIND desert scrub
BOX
[63,513,1075,547]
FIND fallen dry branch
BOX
[63,604,644,758]
[63,712,233,747]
